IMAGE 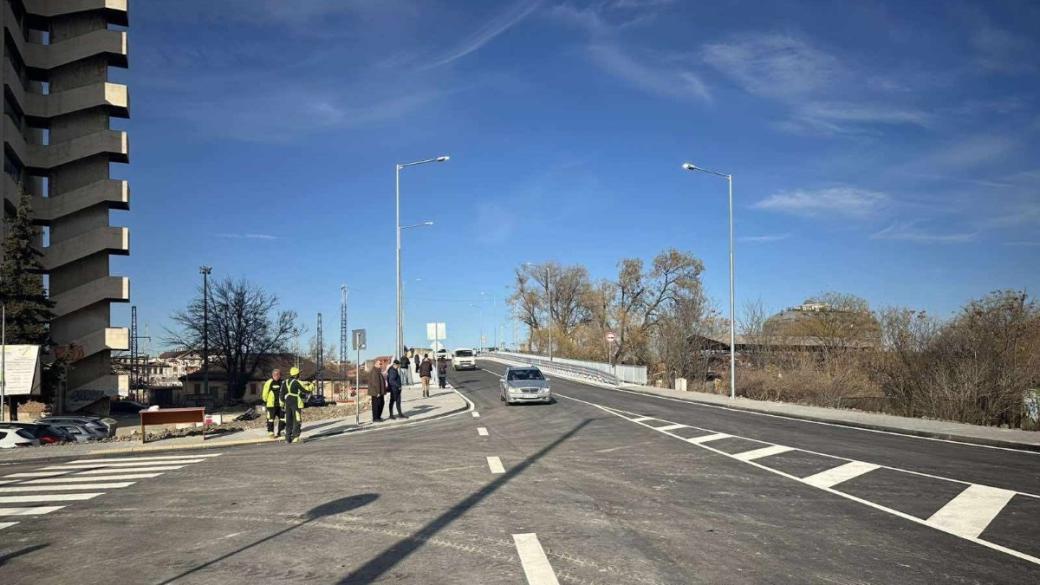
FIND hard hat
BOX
[290,366,301,377]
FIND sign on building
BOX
[1,345,42,396]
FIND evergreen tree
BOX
[0,189,54,346]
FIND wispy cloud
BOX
[739,233,792,243]
[1003,241,1040,247]
[217,233,279,241]
[587,43,710,102]
[915,134,1021,169]
[871,222,977,244]
[753,187,888,219]
[423,0,543,69]
[971,26,1038,75]
[702,34,839,99]
[782,101,931,135]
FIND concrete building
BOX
[2,0,131,412]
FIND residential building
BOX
[1,0,132,412]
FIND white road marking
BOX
[928,484,1017,539]
[687,432,730,444]
[74,464,186,474]
[472,411,481,418]
[0,493,103,504]
[512,533,561,585]
[0,506,65,516]
[0,482,136,492]
[486,456,505,474]
[4,472,68,478]
[631,416,654,422]
[803,461,880,489]
[69,453,222,464]
[24,473,162,484]
[44,459,205,470]
[732,444,794,462]
[0,480,13,485]
[477,427,489,436]
[0,521,17,530]
[656,423,688,432]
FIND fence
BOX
[486,350,648,386]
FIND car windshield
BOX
[508,369,544,381]
[455,350,474,357]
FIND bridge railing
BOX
[485,350,649,386]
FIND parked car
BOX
[499,366,553,405]
[452,348,477,371]
[38,416,113,438]
[0,427,40,448]
[0,422,75,445]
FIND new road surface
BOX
[1,359,1038,584]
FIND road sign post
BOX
[352,329,366,425]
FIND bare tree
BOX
[168,277,297,401]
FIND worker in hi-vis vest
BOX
[261,368,287,438]
[280,366,313,444]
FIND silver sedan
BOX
[499,366,553,405]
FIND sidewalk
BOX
[483,355,1040,451]
[0,385,469,463]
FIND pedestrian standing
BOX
[437,356,448,389]
[419,353,433,398]
[400,352,412,386]
[261,368,287,438]
[366,362,386,422]
[386,359,407,420]
[281,366,312,444]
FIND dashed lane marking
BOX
[513,533,561,585]
[0,506,65,516]
[803,461,880,489]
[487,456,505,474]
[478,427,489,436]
[472,411,481,418]
[733,444,795,462]
[687,432,730,445]
[928,484,1017,539]
[0,521,17,530]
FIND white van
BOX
[452,348,477,371]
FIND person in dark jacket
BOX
[399,353,411,386]
[386,360,407,419]
[437,356,449,389]
[367,362,386,422]
[418,354,434,398]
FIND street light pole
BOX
[546,267,553,362]
[682,163,736,399]
[199,266,212,398]
[395,155,449,359]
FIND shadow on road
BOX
[0,543,49,566]
[154,493,379,585]
[337,419,592,584]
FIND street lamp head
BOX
[682,163,698,171]
[436,156,450,162]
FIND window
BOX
[508,369,544,381]
[4,149,23,183]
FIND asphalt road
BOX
[1,360,1038,584]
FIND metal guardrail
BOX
[486,350,648,385]
[485,351,622,386]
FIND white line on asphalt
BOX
[732,445,795,462]
[0,493,103,504]
[472,411,481,418]
[0,506,65,516]
[487,456,505,474]
[4,472,68,478]
[76,466,185,474]
[43,459,205,469]
[927,484,1017,539]
[478,427,489,436]
[803,461,880,489]
[0,482,136,492]
[0,480,12,485]
[687,433,730,444]
[0,521,17,530]
[512,533,561,585]
[656,423,688,432]
[68,453,222,464]
[24,473,162,483]
[631,416,654,422]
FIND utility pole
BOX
[340,285,348,390]
[546,266,553,362]
[199,266,212,397]
[316,313,325,397]
[129,307,151,401]
[1,305,5,422]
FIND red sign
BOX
[606,332,617,343]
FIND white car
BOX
[0,427,40,448]
[452,348,477,371]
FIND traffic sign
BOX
[606,331,617,343]
[351,329,367,351]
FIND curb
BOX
[306,389,472,441]
[480,357,1040,453]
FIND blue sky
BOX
[114,0,1040,357]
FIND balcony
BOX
[28,129,128,171]
[42,225,129,271]
[50,275,129,317]
[25,0,129,27]
[24,82,129,122]
[24,29,127,70]
[33,179,129,223]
